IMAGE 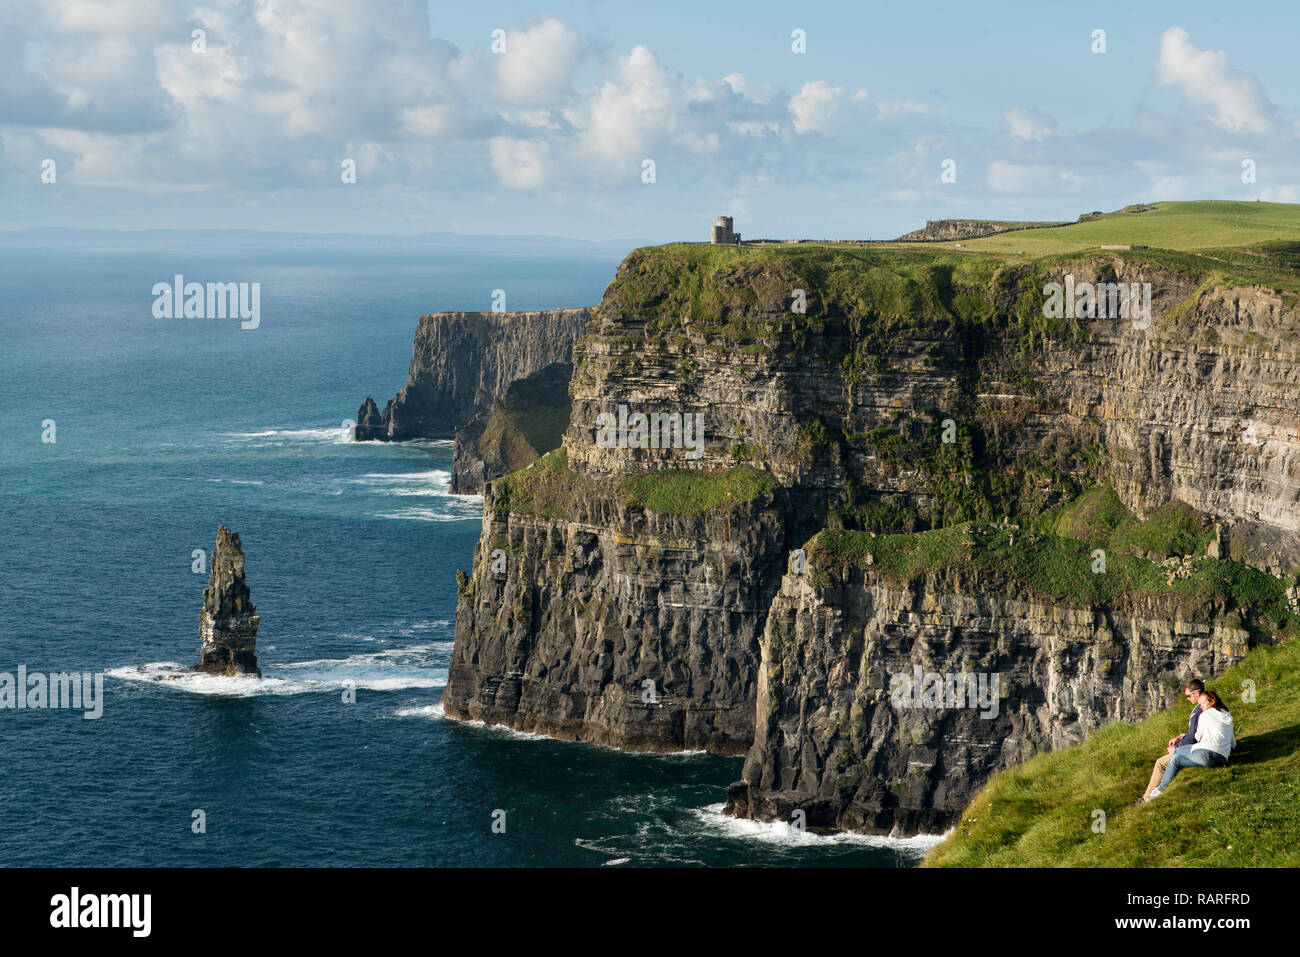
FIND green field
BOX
[922,636,1300,867]
[954,200,1300,255]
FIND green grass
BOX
[960,200,1300,256]
[470,393,570,479]
[806,499,1297,630]
[617,465,777,515]
[922,637,1300,867]
[1023,486,1217,558]
[493,448,778,518]
[493,448,592,519]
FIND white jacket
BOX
[1192,707,1235,760]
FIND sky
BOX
[1,0,1297,242]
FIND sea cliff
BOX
[432,221,1300,833]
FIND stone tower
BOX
[710,215,740,244]
[196,525,261,676]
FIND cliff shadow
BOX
[1229,722,1300,765]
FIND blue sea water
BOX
[0,238,937,867]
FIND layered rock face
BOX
[354,308,590,442]
[444,473,790,752]
[725,556,1256,835]
[444,243,1300,829]
[564,253,1300,571]
[196,525,261,677]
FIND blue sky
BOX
[2,0,1297,241]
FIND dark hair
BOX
[1202,689,1229,712]
[1184,679,1205,693]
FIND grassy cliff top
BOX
[922,635,1300,866]
[620,202,1300,319]
[958,200,1300,255]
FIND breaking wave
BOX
[690,803,951,851]
[108,649,447,697]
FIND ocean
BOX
[0,237,938,867]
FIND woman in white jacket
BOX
[1147,689,1235,799]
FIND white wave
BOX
[223,425,355,447]
[691,803,951,850]
[227,426,350,440]
[430,710,714,757]
[374,505,480,522]
[359,471,452,482]
[602,858,631,867]
[108,659,446,696]
[350,467,482,518]
[279,642,451,669]
[395,703,445,718]
[336,620,452,643]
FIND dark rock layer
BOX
[443,483,790,753]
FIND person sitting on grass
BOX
[1140,678,1204,803]
[1145,688,1235,801]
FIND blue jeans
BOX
[1159,745,1227,790]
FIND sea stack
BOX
[196,525,261,677]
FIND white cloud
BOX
[1257,185,1300,203]
[986,161,1078,194]
[789,81,844,134]
[489,137,550,189]
[399,105,456,137]
[875,100,947,121]
[723,73,774,103]
[1154,27,1275,134]
[567,44,721,181]
[493,19,582,108]
[728,120,779,137]
[1003,107,1055,141]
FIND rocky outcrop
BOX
[354,308,591,442]
[896,219,1067,242]
[450,361,573,494]
[196,526,261,677]
[724,538,1266,835]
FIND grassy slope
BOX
[922,637,1300,867]
[955,200,1300,254]
[808,487,1298,631]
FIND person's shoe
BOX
[1145,788,1162,801]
